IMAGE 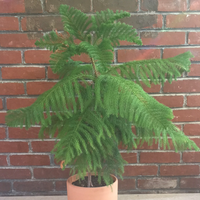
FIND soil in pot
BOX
[72,175,114,187]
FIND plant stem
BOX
[91,58,99,77]
[88,172,91,187]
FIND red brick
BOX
[0,83,24,95]
[0,142,29,153]
[140,152,180,163]
[9,127,40,139]
[124,165,158,176]
[21,16,63,31]
[141,32,185,46]
[0,128,6,139]
[173,109,200,122]
[180,178,200,189]
[0,169,31,179]
[0,182,11,192]
[7,98,37,110]
[138,178,178,189]
[31,141,55,152]
[0,112,6,124]
[188,64,200,76]
[72,53,91,63]
[0,155,7,166]
[34,168,70,179]
[187,95,200,107]
[0,99,3,110]
[122,15,162,29]
[158,0,187,11]
[55,181,67,191]
[0,51,21,64]
[188,33,200,45]
[27,82,56,95]
[184,124,200,136]
[191,138,200,148]
[2,67,45,80]
[118,49,160,63]
[13,181,53,192]
[153,96,184,108]
[0,0,25,13]
[121,153,137,163]
[183,152,200,163]
[163,48,200,62]
[118,179,136,190]
[166,14,200,28]
[142,83,161,94]
[190,0,200,10]
[48,67,59,79]
[135,140,159,150]
[0,17,19,31]
[163,80,200,93]
[160,165,199,176]
[25,50,51,64]
[10,155,50,166]
[0,33,42,48]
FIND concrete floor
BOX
[0,194,200,200]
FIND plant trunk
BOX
[88,172,92,187]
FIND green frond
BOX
[98,22,142,46]
[35,31,65,52]
[6,74,94,129]
[108,51,193,87]
[59,5,92,41]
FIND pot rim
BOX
[67,173,118,189]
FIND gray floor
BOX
[0,194,200,200]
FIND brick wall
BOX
[0,0,200,196]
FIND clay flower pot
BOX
[60,161,118,200]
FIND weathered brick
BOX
[166,14,200,28]
[188,64,200,76]
[0,51,21,64]
[118,179,136,190]
[21,16,63,31]
[31,141,55,152]
[190,0,200,10]
[0,33,42,48]
[10,155,50,166]
[184,124,200,136]
[160,165,199,176]
[26,82,56,95]
[45,0,91,13]
[7,98,36,110]
[138,178,178,189]
[2,67,45,80]
[188,32,200,45]
[34,168,70,179]
[14,181,54,192]
[183,152,200,163]
[0,83,24,95]
[94,0,138,12]
[55,181,67,191]
[121,153,137,163]
[163,48,200,62]
[0,128,6,139]
[180,178,200,189]
[0,99,3,110]
[187,95,200,107]
[0,142,29,153]
[0,182,11,192]
[0,155,8,166]
[0,169,31,179]
[121,15,162,29]
[124,165,158,176]
[118,49,160,63]
[0,0,42,13]
[140,152,180,163]
[163,80,200,93]
[141,32,185,46]
[0,112,6,124]
[153,96,184,108]
[25,50,51,64]
[0,17,19,31]
[48,67,60,80]
[9,127,40,139]
[173,109,200,122]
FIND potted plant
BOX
[6,4,199,200]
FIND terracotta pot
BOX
[66,173,118,200]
